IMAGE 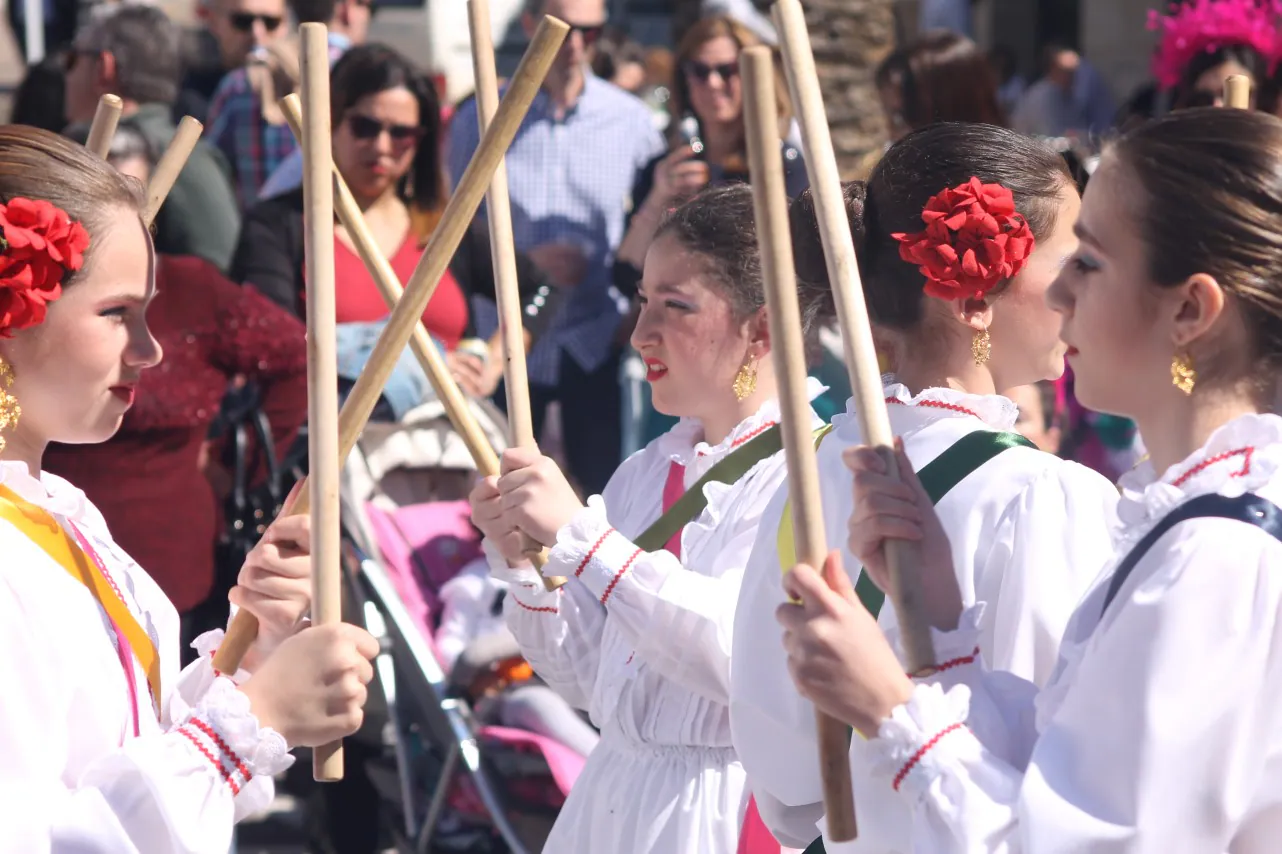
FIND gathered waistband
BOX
[598,731,738,762]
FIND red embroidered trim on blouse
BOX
[576,528,614,577]
[178,715,254,796]
[1170,446,1254,488]
[512,595,558,615]
[190,717,252,783]
[885,397,982,420]
[601,548,643,604]
[892,722,969,792]
[697,420,779,458]
[911,647,980,678]
[178,727,240,795]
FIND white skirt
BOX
[542,731,744,854]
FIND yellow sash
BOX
[776,424,836,573]
[0,484,162,713]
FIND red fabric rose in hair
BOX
[891,177,1034,302]
[0,197,90,337]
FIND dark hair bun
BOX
[804,123,1072,331]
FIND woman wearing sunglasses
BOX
[614,15,805,295]
[232,43,559,405]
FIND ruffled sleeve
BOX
[479,451,648,712]
[486,544,609,713]
[0,573,293,854]
[544,450,781,703]
[864,519,1282,853]
[968,459,1119,686]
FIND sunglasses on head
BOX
[346,114,423,145]
[683,60,738,83]
[229,11,284,32]
[567,23,604,46]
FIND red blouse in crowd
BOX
[43,255,309,613]
[332,234,469,350]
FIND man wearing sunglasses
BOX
[208,0,373,209]
[177,0,288,124]
[448,0,665,497]
[202,0,288,73]
[249,0,377,204]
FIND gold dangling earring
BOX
[1171,351,1196,395]
[733,357,759,401]
[0,357,19,455]
[972,327,992,366]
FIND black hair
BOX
[656,183,836,333]
[330,43,443,209]
[791,122,1072,331]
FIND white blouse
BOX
[730,383,1120,851]
[861,412,1282,853]
[485,383,823,854]
[0,461,293,853]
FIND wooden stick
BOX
[468,0,533,445]
[467,0,566,586]
[741,44,857,841]
[141,117,203,228]
[1225,74,1251,109]
[771,0,934,673]
[298,22,344,782]
[211,15,570,676]
[280,92,569,591]
[279,94,495,471]
[85,94,122,159]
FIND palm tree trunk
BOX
[803,0,897,177]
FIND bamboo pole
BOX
[741,43,857,840]
[298,22,344,782]
[141,117,203,228]
[467,0,565,582]
[771,0,934,674]
[468,0,532,448]
[211,15,570,676]
[278,94,567,589]
[85,95,122,159]
[1225,74,1250,109]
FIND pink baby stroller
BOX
[339,396,588,853]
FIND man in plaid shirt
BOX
[206,0,372,210]
[449,0,664,495]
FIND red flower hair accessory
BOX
[1147,0,1280,91]
[0,197,90,338]
[892,177,1034,302]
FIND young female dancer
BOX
[0,126,377,852]
[784,106,1282,853]
[729,122,1120,852]
[469,184,834,854]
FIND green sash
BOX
[778,428,1036,616]
[633,424,792,553]
[793,428,1035,854]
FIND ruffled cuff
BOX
[481,538,542,586]
[172,675,294,819]
[868,682,980,803]
[884,604,985,680]
[483,539,562,615]
[548,496,641,605]
[192,629,253,685]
